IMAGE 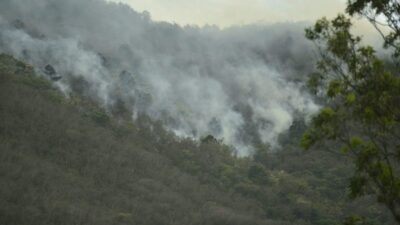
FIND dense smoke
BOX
[0,0,319,155]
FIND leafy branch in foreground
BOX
[346,0,400,57]
[302,12,400,223]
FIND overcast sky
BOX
[109,0,348,27]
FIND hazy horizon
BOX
[108,0,348,27]
[108,0,380,44]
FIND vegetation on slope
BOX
[0,54,392,225]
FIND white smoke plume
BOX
[0,0,319,155]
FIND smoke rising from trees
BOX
[0,0,319,155]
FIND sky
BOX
[109,0,348,27]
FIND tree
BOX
[346,0,400,57]
[301,0,400,223]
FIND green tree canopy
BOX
[302,0,400,223]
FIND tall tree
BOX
[302,0,400,223]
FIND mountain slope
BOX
[0,54,392,225]
[0,54,273,225]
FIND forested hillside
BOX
[0,54,393,225]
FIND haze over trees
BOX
[0,0,319,155]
